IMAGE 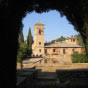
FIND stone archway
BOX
[1,0,88,86]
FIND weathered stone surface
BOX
[16,77,26,86]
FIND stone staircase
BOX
[37,71,57,79]
[34,70,60,86]
[16,68,37,86]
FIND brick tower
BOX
[32,22,44,56]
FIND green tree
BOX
[56,36,66,42]
[51,40,55,43]
[71,52,88,63]
[17,42,29,61]
[17,42,29,69]
[85,36,88,56]
[27,27,33,55]
[74,34,85,46]
[19,30,24,43]
[19,24,24,43]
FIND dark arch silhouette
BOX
[0,0,88,87]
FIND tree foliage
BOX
[71,52,88,63]
[26,27,33,56]
[17,42,29,63]
[74,34,85,46]
[56,36,66,42]
[19,30,24,43]
[27,27,33,49]
[50,36,66,43]
[17,27,33,63]
[85,36,88,55]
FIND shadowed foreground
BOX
[17,67,88,88]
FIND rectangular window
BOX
[45,49,47,54]
[53,49,55,52]
[63,49,66,54]
[39,49,41,53]
[73,39,75,42]
[39,30,41,35]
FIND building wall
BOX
[45,48,59,55]
[44,47,83,64]
[59,48,82,55]
[44,47,83,55]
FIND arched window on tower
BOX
[73,39,75,42]
[39,30,41,35]
[39,42,41,45]
[53,49,56,52]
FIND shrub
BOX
[17,42,31,63]
[71,52,88,63]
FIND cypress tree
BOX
[19,30,24,43]
[19,24,24,43]
[74,34,85,46]
[27,27,33,50]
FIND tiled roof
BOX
[44,41,83,48]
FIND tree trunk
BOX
[85,22,88,57]
[81,22,88,57]
[21,57,23,70]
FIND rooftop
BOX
[35,22,44,25]
[44,41,83,48]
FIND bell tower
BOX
[32,22,44,56]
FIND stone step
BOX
[34,78,60,86]
[16,77,27,86]
[37,76,57,78]
[20,72,34,77]
[34,81,56,86]
[36,72,58,80]
[37,73,57,75]
[37,73,57,76]
[19,68,36,72]
[36,76,57,80]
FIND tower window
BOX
[53,49,55,52]
[63,49,66,54]
[39,42,41,45]
[73,39,75,42]
[39,49,41,52]
[39,30,41,35]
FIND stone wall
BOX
[45,47,83,55]
[36,63,88,72]
[17,62,88,71]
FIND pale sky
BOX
[22,10,79,42]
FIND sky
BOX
[22,10,79,42]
